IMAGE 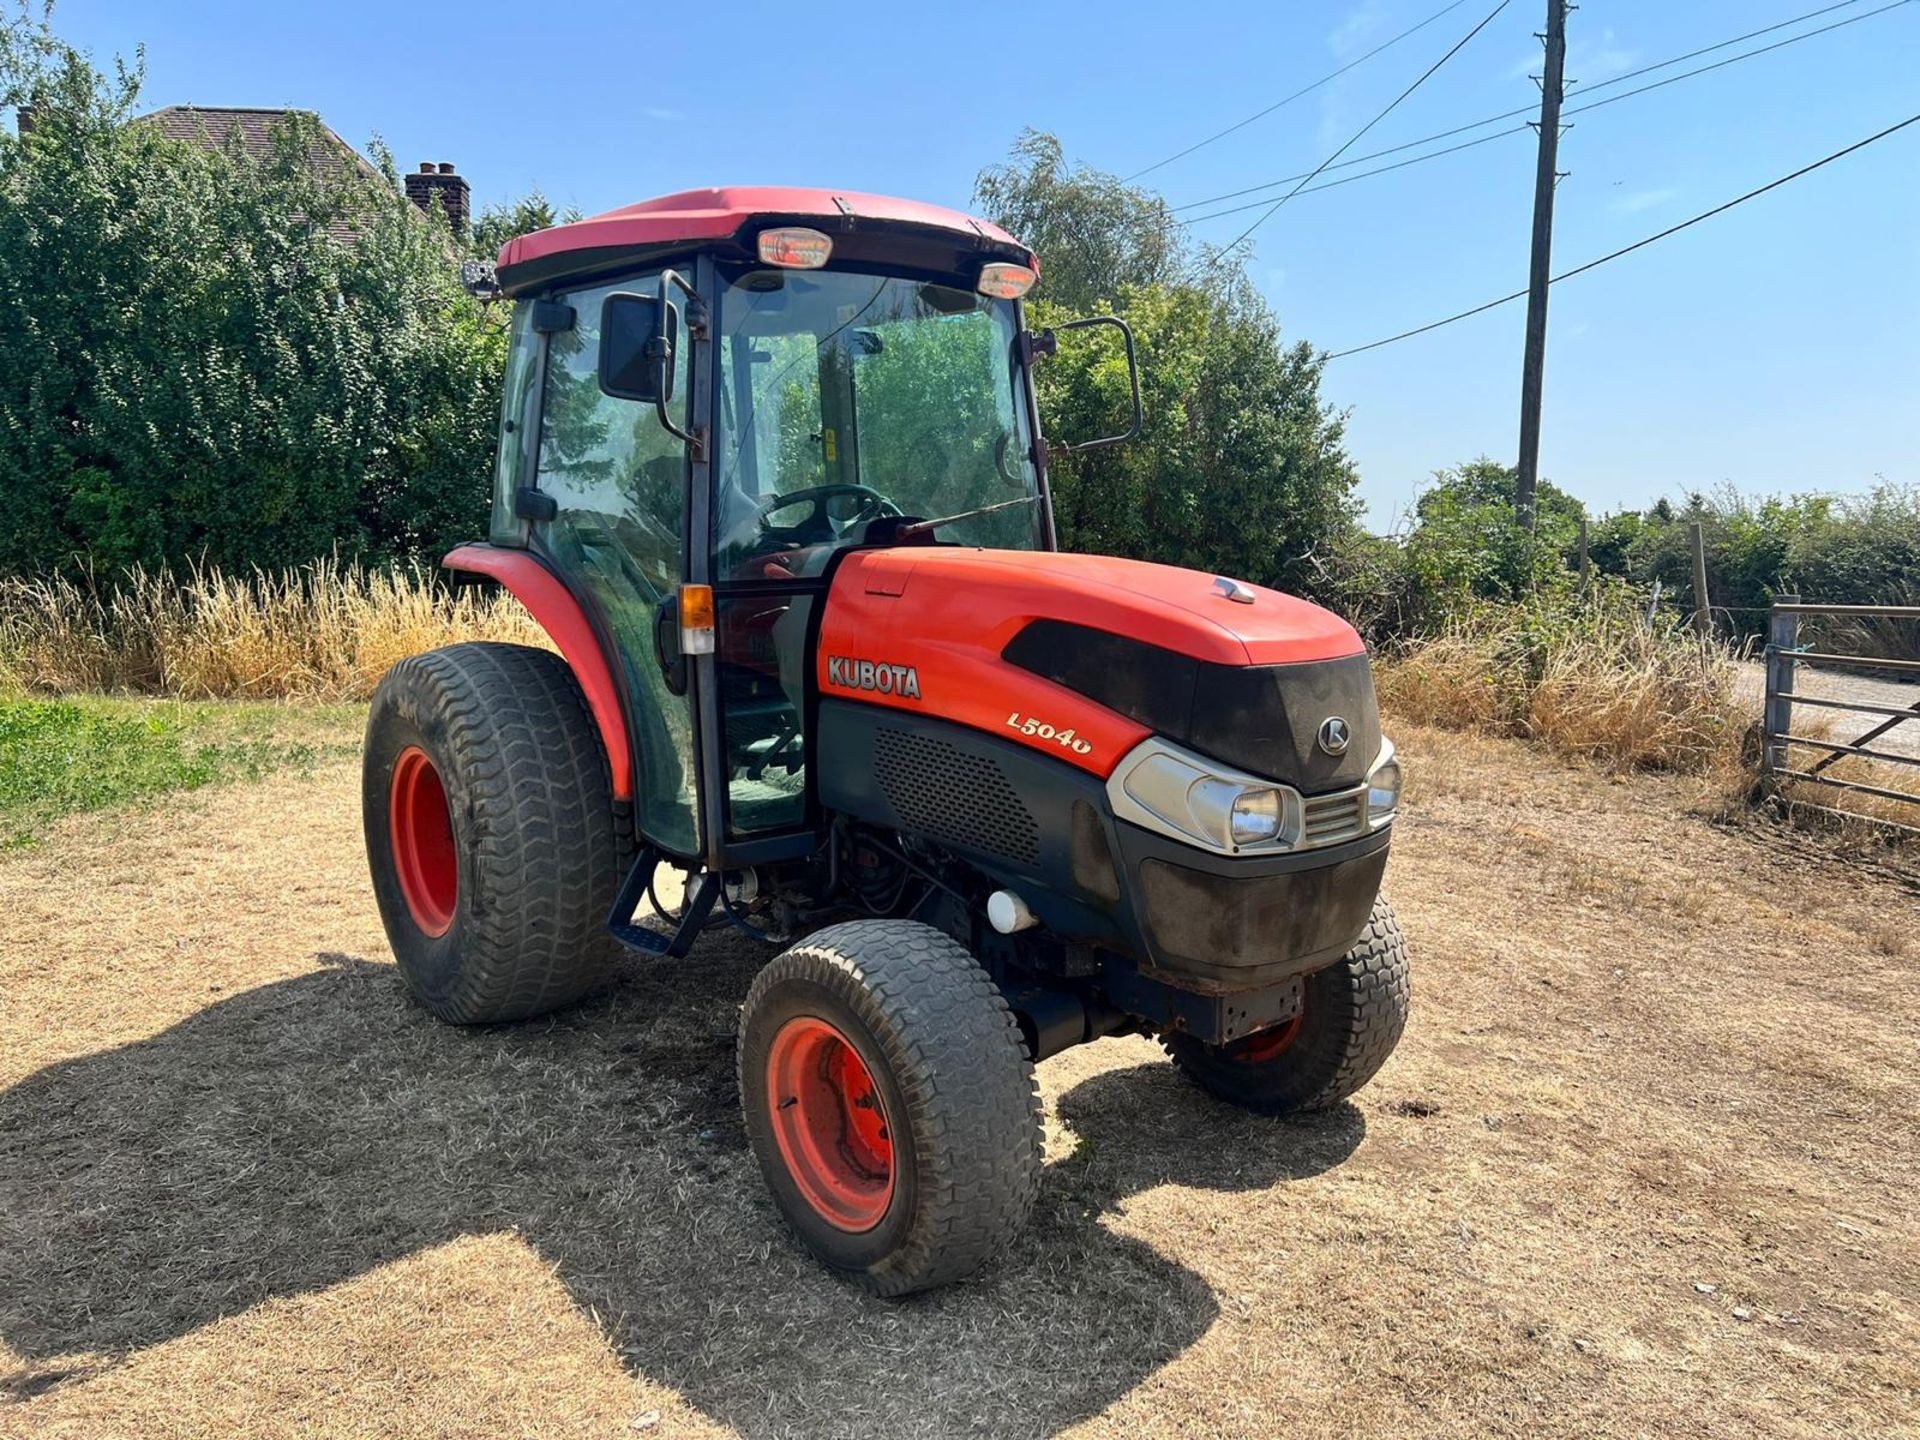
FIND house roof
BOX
[495,186,1035,295]
[140,106,384,244]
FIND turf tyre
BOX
[1164,896,1410,1114]
[738,920,1043,1296]
[363,642,622,1024]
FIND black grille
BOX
[874,728,1039,864]
[1003,619,1378,792]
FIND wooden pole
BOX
[1690,521,1711,640]
[1514,0,1570,530]
[1577,514,1590,589]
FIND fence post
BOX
[1691,521,1712,640]
[1577,515,1590,590]
[1762,595,1798,780]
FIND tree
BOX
[1388,459,1587,627]
[0,5,503,576]
[470,188,579,261]
[974,132,1361,595]
[973,130,1185,313]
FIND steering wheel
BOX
[760,483,899,546]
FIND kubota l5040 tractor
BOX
[364,187,1409,1295]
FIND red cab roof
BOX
[496,185,1034,293]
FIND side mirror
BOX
[1026,314,1144,456]
[600,292,677,404]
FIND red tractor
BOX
[364,187,1409,1294]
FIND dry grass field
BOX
[1,718,1916,1439]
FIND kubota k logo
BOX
[828,655,922,700]
[1317,716,1352,756]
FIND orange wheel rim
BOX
[1233,1011,1304,1065]
[389,746,457,937]
[765,1016,895,1231]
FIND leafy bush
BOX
[0,11,503,578]
[1599,485,1919,659]
[1304,457,1590,643]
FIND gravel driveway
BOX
[1737,659,1920,760]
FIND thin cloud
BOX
[641,106,684,123]
[1568,29,1638,83]
[1317,3,1386,152]
[1610,186,1676,215]
[1328,0,1390,59]
[1313,0,1390,149]
[1506,26,1636,83]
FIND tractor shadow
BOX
[0,944,1364,1437]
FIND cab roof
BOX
[494,185,1036,297]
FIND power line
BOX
[1172,0,1895,215]
[1178,126,1529,223]
[1171,0,1911,220]
[1123,0,1474,182]
[1177,0,1909,219]
[1323,112,1920,360]
[1195,0,1513,275]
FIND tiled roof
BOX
[139,106,384,244]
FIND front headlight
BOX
[1112,748,1299,853]
[1106,735,1395,857]
[1228,788,1284,845]
[1367,742,1402,823]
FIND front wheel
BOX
[737,921,1043,1296]
[1164,897,1410,1114]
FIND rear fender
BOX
[441,544,632,799]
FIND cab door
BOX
[530,273,702,858]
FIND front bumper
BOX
[1113,819,1390,993]
[817,699,1394,995]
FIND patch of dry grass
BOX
[1374,590,1745,775]
[3,723,1917,1438]
[0,559,542,701]
[1775,752,1920,843]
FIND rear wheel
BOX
[1164,897,1410,1114]
[363,642,623,1024]
[738,920,1043,1295]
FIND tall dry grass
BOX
[0,560,544,701]
[1375,586,1745,774]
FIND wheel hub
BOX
[765,1016,895,1231]
[389,745,457,937]
[1231,1010,1305,1065]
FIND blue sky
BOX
[57,0,1920,527]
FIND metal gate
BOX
[1761,597,1920,826]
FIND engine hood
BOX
[817,548,1371,783]
[835,550,1362,665]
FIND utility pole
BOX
[1515,0,1570,530]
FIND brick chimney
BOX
[404,161,470,234]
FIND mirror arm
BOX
[1021,316,1143,457]
[655,268,707,460]
[1042,314,1143,456]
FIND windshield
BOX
[713,268,1041,578]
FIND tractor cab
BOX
[372,186,1408,1297]
[468,188,1133,877]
